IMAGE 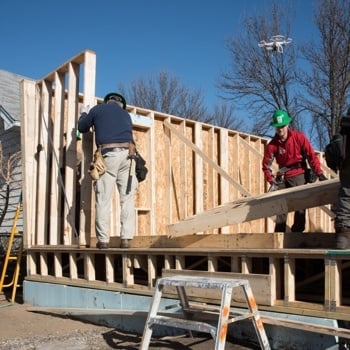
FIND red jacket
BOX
[262,129,323,184]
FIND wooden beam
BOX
[167,179,340,236]
[79,50,96,247]
[20,80,37,249]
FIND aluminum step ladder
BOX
[140,275,271,350]
[0,194,23,302]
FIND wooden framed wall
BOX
[20,50,334,250]
[21,50,96,248]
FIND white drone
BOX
[258,35,292,53]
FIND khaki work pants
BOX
[94,148,138,243]
[334,159,350,229]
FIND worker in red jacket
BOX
[262,109,327,232]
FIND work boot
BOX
[120,239,131,248]
[335,227,350,249]
[96,241,109,249]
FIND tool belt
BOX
[88,146,106,181]
[101,142,136,158]
[275,162,303,183]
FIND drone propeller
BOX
[271,34,285,41]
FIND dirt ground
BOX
[0,292,255,350]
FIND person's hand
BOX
[318,173,327,181]
[80,105,89,114]
[268,180,278,192]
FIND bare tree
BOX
[209,103,246,131]
[0,142,21,227]
[298,0,350,147]
[217,2,300,137]
[119,71,211,123]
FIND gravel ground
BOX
[0,296,255,350]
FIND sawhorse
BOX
[140,275,271,350]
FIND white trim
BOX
[0,105,19,130]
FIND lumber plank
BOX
[64,63,79,245]
[36,81,51,245]
[69,253,78,280]
[90,232,336,249]
[20,80,37,248]
[220,128,230,233]
[79,51,96,247]
[49,72,64,245]
[167,179,340,236]
[194,122,203,215]
[90,233,284,248]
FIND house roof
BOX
[0,69,34,129]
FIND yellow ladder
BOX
[0,194,23,302]
[140,275,271,350]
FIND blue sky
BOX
[1,0,316,114]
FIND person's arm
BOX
[302,133,327,180]
[77,106,93,133]
[262,144,275,185]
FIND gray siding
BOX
[0,127,22,234]
[0,69,28,123]
[0,69,32,236]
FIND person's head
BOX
[103,92,126,109]
[271,109,292,140]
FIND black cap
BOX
[103,92,126,109]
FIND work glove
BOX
[318,173,327,181]
[80,105,89,114]
[268,180,278,192]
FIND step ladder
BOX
[140,275,271,350]
[0,194,23,302]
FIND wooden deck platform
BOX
[25,232,350,322]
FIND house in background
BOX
[0,69,29,235]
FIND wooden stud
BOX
[284,255,295,304]
[69,253,78,280]
[54,253,62,278]
[122,253,134,287]
[84,253,95,282]
[20,80,37,248]
[106,254,114,284]
[148,255,157,288]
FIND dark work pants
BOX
[334,159,350,229]
[275,174,306,233]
